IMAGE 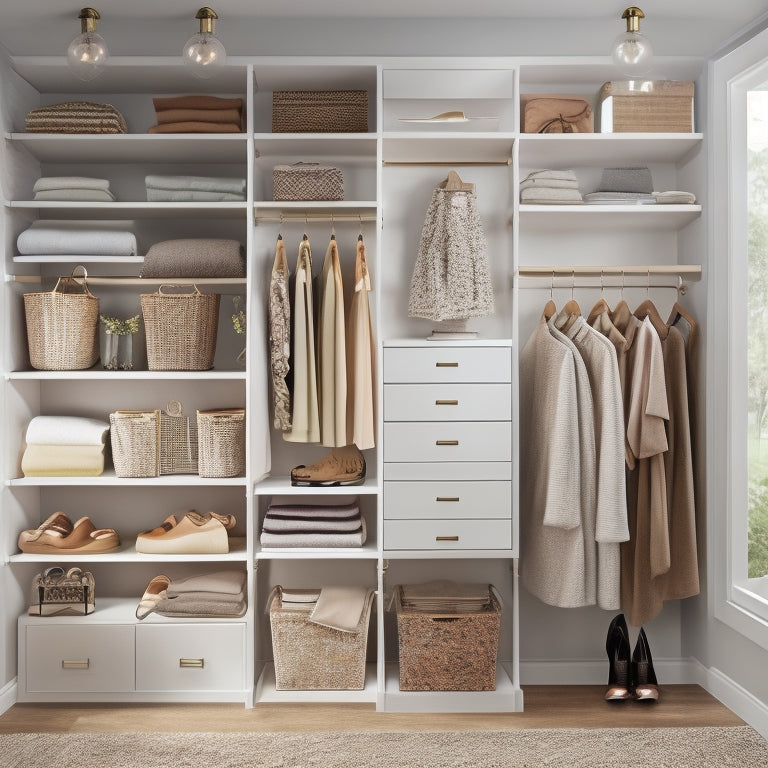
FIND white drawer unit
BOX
[383,421,512,463]
[383,346,512,384]
[384,519,513,551]
[384,480,512,519]
[136,623,246,693]
[384,383,512,421]
[24,624,135,693]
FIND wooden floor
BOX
[0,685,745,733]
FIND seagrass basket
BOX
[273,163,344,201]
[24,267,99,370]
[271,90,368,133]
[196,408,245,478]
[140,285,219,371]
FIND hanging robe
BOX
[268,237,291,432]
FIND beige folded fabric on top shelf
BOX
[21,444,105,477]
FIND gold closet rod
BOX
[254,212,377,224]
[383,158,513,167]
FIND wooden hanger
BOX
[442,170,475,193]
[634,298,669,339]
[273,234,287,273]
[559,271,581,332]
[667,300,697,332]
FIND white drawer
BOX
[383,421,512,463]
[384,519,513,550]
[384,383,511,421]
[383,346,511,384]
[384,481,511,519]
[25,625,135,693]
[384,461,512,481]
[136,623,245,692]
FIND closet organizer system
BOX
[0,57,704,712]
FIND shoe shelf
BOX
[7,472,248,487]
[253,477,379,495]
[254,662,378,704]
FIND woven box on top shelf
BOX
[395,584,501,691]
[196,408,245,478]
[140,286,219,371]
[598,80,694,133]
[271,90,368,133]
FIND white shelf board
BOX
[6,201,247,220]
[382,133,515,164]
[254,134,377,158]
[518,133,703,167]
[383,549,517,560]
[519,204,702,232]
[382,662,522,713]
[6,370,246,380]
[255,541,379,560]
[13,255,144,264]
[254,200,377,211]
[255,662,377,704]
[5,132,248,164]
[383,338,513,347]
[7,470,248,487]
[10,538,248,564]
[254,477,380,495]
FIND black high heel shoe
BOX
[605,613,632,702]
[632,627,659,702]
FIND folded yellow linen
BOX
[21,444,105,477]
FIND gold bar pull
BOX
[179,658,205,669]
[435,362,458,367]
[436,536,460,542]
[435,399,459,406]
[436,440,459,446]
[436,497,460,502]
[62,659,89,670]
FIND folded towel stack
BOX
[25,102,128,134]
[154,569,247,618]
[520,169,582,204]
[583,166,656,204]
[21,416,110,477]
[140,238,246,278]
[145,174,247,202]
[16,220,138,257]
[260,498,367,548]
[148,95,244,134]
[33,176,116,203]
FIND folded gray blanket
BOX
[34,176,112,192]
[145,175,246,195]
[260,519,367,548]
[17,220,137,256]
[146,189,245,202]
[140,238,245,278]
[167,569,246,597]
[266,502,360,518]
[262,514,362,533]
[34,189,116,202]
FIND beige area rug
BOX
[1,726,767,768]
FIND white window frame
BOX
[711,24,768,650]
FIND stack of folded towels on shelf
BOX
[145,174,246,202]
[25,101,128,134]
[21,416,110,477]
[16,220,138,259]
[260,496,366,548]
[140,238,246,278]
[520,169,582,204]
[148,95,244,133]
[32,176,116,202]
[583,166,656,205]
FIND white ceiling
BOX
[1,1,767,58]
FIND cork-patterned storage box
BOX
[598,80,694,133]
[395,585,501,691]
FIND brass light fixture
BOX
[182,7,227,79]
[611,7,653,77]
[66,7,109,81]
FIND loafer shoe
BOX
[290,444,366,487]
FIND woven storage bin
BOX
[159,401,198,475]
[396,585,500,691]
[24,268,99,370]
[141,286,219,371]
[598,80,694,133]
[197,408,245,478]
[272,90,368,133]
[273,163,344,201]
[270,588,374,690]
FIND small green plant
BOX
[99,314,140,335]
[231,296,246,335]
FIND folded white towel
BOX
[33,177,111,192]
[521,187,583,202]
[523,169,578,182]
[145,175,247,195]
[145,189,245,202]
[17,220,137,256]
[34,189,116,202]
[166,569,246,597]
[25,415,110,446]
[519,178,580,191]
[654,190,697,204]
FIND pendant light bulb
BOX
[611,7,653,77]
[66,8,109,82]
[183,7,227,79]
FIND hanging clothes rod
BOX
[6,275,247,286]
[254,212,377,224]
[518,265,701,279]
[382,158,513,167]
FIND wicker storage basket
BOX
[272,90,368,133]
[396,585,500,691]
[598,80,694,133]
[196,408,245,478]
[141,285,219,371]
[273,163,344,201]
[24,267,99,371]
[270,587,374,690]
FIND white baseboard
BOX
[520,657,699,686]
[0,678,17,716]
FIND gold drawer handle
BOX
[179,658,205,669]
[435,362,458,368]
[436,536,459,542]
[436,497,460,502]
[436,440,459,446]
[435,399,459,406]
[62,659,89,670]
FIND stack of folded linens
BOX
[21,416,110,477]
[148,95,244,133]
[520,169,582,204]
[260,496,366,548]
[583,166,655,204]
[140,238,245,278]
[33,176,115,202]
[25,102,128,134]
[399,580,494,614]
[154,569,247,618]
[16,220,138,258]
[145,175,246,202]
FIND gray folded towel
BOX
[17,220,137,256]
[33,176,112,192]
[597,166,653,194]
[260,518,367,548]
[34,189,116,202]
[140,238,245,278]
[145,175,246,195]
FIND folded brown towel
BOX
[148,122,241,134]
[140,238,245,278]
[26,101,128,134]
[156,108,242,125]
[152,95,244,112]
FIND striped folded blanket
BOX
[25,102,128,134]
[262,501,362,534]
